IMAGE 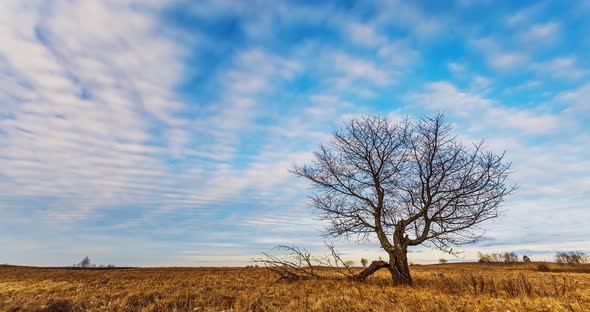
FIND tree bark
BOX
[389,228,413,286]
[388,249,413,286]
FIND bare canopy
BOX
[292,113,515,285]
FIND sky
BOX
[1,0,589,267]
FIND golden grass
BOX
[1,263,589,311]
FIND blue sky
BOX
[1,0,589,266]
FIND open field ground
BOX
[1,263,589,312]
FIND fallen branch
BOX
[253,242,390,282]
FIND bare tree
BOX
[292,114,514,285]
[555,251,589,265]
[503,252,519,263]
[79,256,91,268]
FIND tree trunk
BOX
[387,252,413,286]
[389,231,413,286]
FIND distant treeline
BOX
[477,251,588,264]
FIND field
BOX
[1,263,589,312]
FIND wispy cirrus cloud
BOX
[0,0,189,220]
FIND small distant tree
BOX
[477,252,504,263]
[555,251,589,265]
[503,252,519,263]
[360,258,369,268]
[344,260,356,268]
[522,255,531,263]
[438,258,448,264]
[79,256,91,268]
[477,252,492,262]
[555,252,567,264]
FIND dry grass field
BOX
[1,263,589,312]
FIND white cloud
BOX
[341,19,419,70]
[469,75,492,93]
[406,81,490,116]
[471,37,529,70]
[306,95,352,116]
[506,3,546,26]
[377,40,418,67]
[332,52,391,86]
[502,80,542,95]
[532,57,587,80]
[345,22,384,46]
[376,0,444,38]
[406,81,560,134]
[448,62,465,74]
[489,52,528,69]
[522,80,542,89]
[522,21,559,42]
[555,82,590,113]
[193,48,303,162]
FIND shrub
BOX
[360,258,368,268]
[536,263,550,272]
[439,258,448,264]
